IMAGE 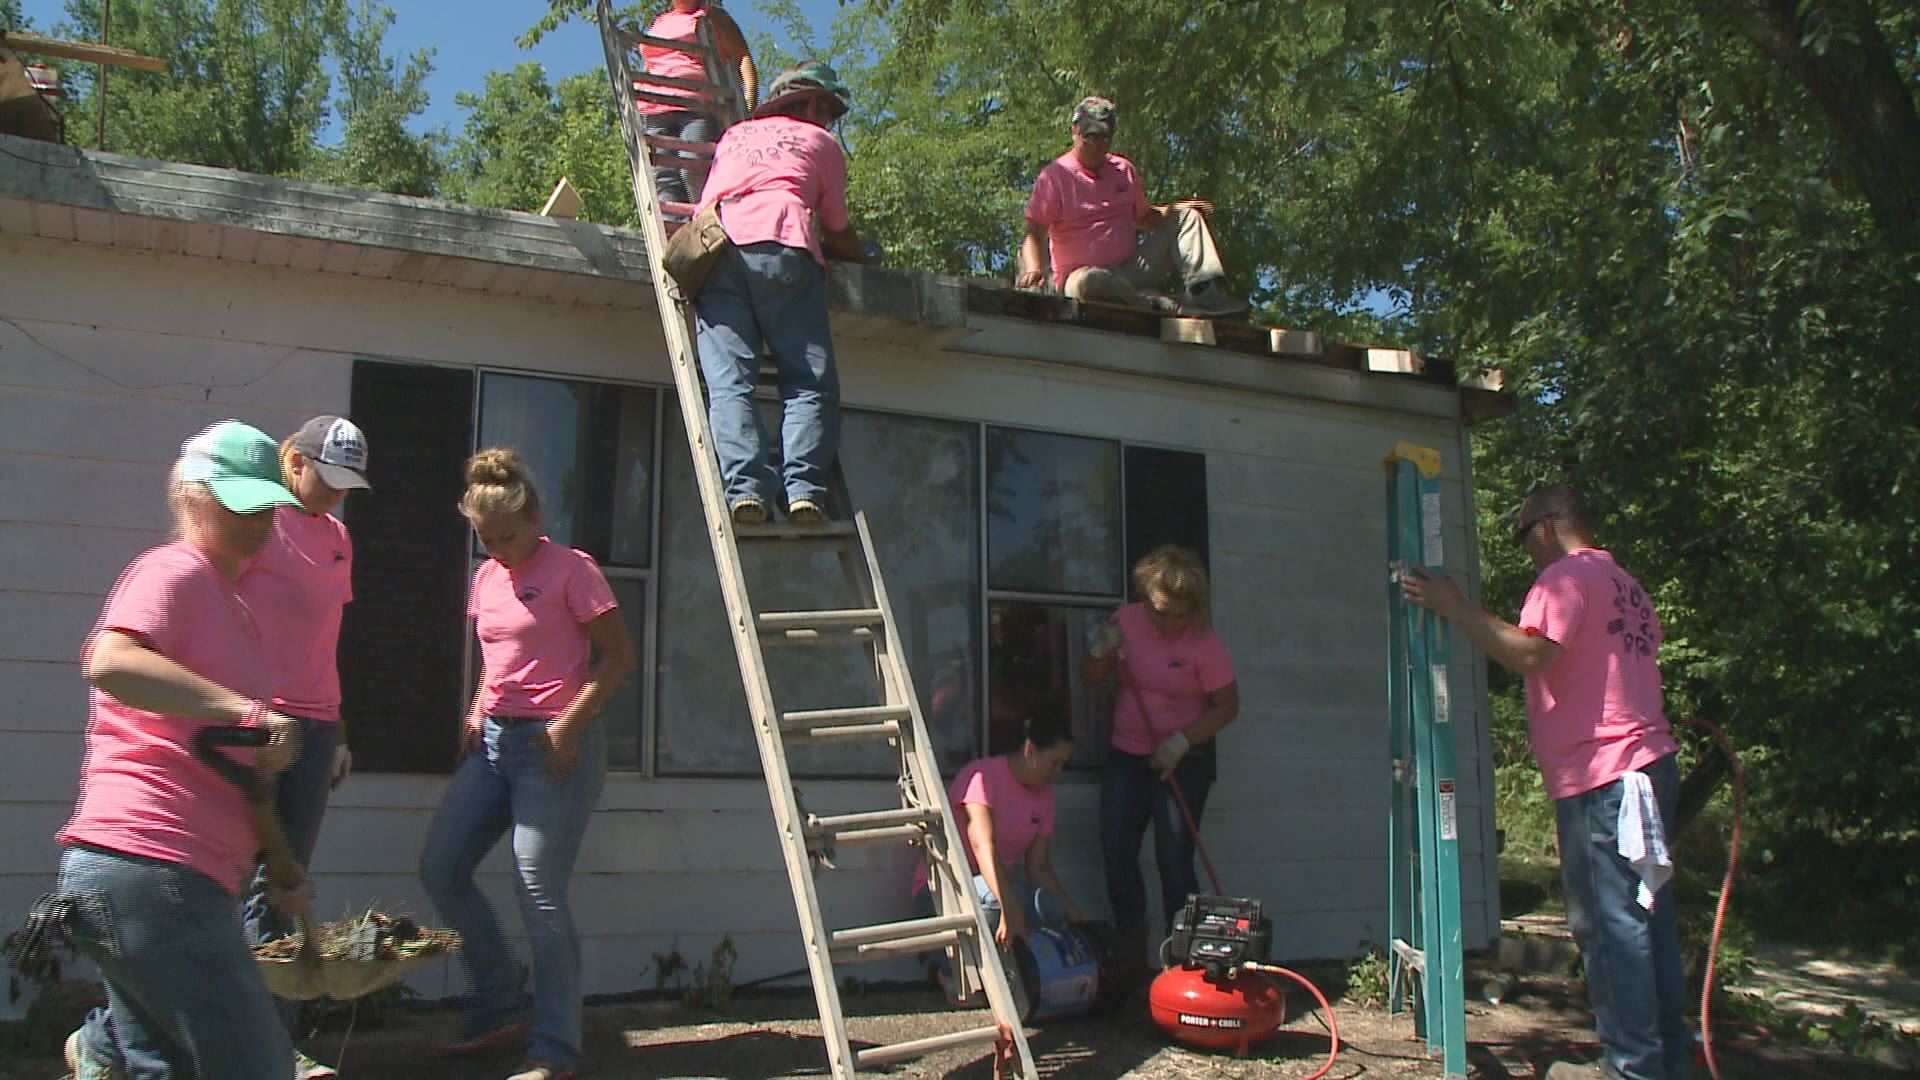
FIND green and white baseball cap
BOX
[179,420,302,513]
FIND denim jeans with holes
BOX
[1556,753,1692,1080]
[419,718,605,1071]
[59,844,292,1079]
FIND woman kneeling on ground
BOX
[56,420,308,1078]
[419,448,635,1080]
[913,712,1089,999]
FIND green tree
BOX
[440,62,636,225]
[307,0,443,196]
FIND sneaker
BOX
[65,1030,120,1080]
[1543,1061,1611,1079]
[437,1020,531,1057]
[1181,279,1248,317]
[787,498,826,524]
[729,498,768,525]
[293,1049,338,1079]
[507,1063,580,1080]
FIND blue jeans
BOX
[1557,753,1692,1080]
[1101,745,1217,938]
[58,845,292,1079]
[641,109,716,205]
[419,718,606,1070]
[694,241,840,510]
[241,714,340,1036]
[914,871,1069,978]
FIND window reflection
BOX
[988,600,1113,768]
[600,576,648,770]
[986,428,1122,596]
[655,405,981,776]
[475,373,655,567]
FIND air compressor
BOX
[1148,894,1287,1054]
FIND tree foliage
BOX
[439,62,636,225]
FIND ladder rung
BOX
[856,1025,1005,1069]
[807,805,941,834]
[757,608,885,632]
[632,70,727,94]
[642,133,719,158]
[658,199,697,219]
[758,627,876,648]
[830,914,974,951]
[782,704,910,729]
[734,521,858,540]
[633,87,732,112]
[781,720,900,744]
[620,29,716,58]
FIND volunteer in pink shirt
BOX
[1016,96,1245,317]
[911,714,1087,997]
[634,0,756,204]
[1402,484,1688,1080]
[692,60,868,526]
[1080,545,1239,973]
[234,414,370,1080]
[52,420,306,1080]
[419,448,635,1080]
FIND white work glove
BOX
[254,709,303,774]
[1089,621,1124,659]
[1150,731,1191,777]
[329,744,352,790]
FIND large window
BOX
[653,406,982,776]
[475,373,659,771]
[345,357,1209,779]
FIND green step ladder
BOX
[1384,442,1468,1078]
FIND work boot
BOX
[1181,278,1248,317]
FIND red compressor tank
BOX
[1149,966,1286,1055]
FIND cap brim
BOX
[313,461,372,491]
[1076,121,1114,137]
[207,477,302,514]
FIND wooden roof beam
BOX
[0,31,166,73]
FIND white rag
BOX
[1616,771,1673,911]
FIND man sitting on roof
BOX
[1015,96,1246,318]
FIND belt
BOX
[491,714,552,726]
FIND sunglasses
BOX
[1513,512,1555,545]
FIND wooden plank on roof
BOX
[0,31,166,73]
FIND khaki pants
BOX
[1062,204,1225,306]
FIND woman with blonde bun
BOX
[419,448,635,1080]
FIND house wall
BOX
[0,229,1497,1016]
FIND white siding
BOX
[0,229,1497,1018]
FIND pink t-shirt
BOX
[1519,549,1678,799]
[58,543,275,895]
[701,114,849,267]
[912,755,1056,893]
[470,539,619,719]
[1108,601,1236,755]
[637,6,712,116]
[1025,150,1150,289]
[236,508,352,723]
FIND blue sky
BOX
[16,0,846,134]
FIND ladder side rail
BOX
[1385,459,1414,1017]
[851,513,1038,1078]
[1414,467,1469,1077]
[595,4,856,1075]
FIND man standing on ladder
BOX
[692,61,869,526]
[1401,484,1690,1080]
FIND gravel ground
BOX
[3,969,1907,1078]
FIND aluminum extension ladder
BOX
[593,5,1037,1077]
[1383,442,1468,1077]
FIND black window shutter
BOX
[1124,446,1210,577]
[340,360,474,774]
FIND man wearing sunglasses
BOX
[1400,485,1689,1080]
[1015,96,1246,318]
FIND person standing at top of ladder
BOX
[1401,484,1689,1080]
[636,0,756,204]
[692,61,870,526]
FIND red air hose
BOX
[1687,716,1745,1080]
